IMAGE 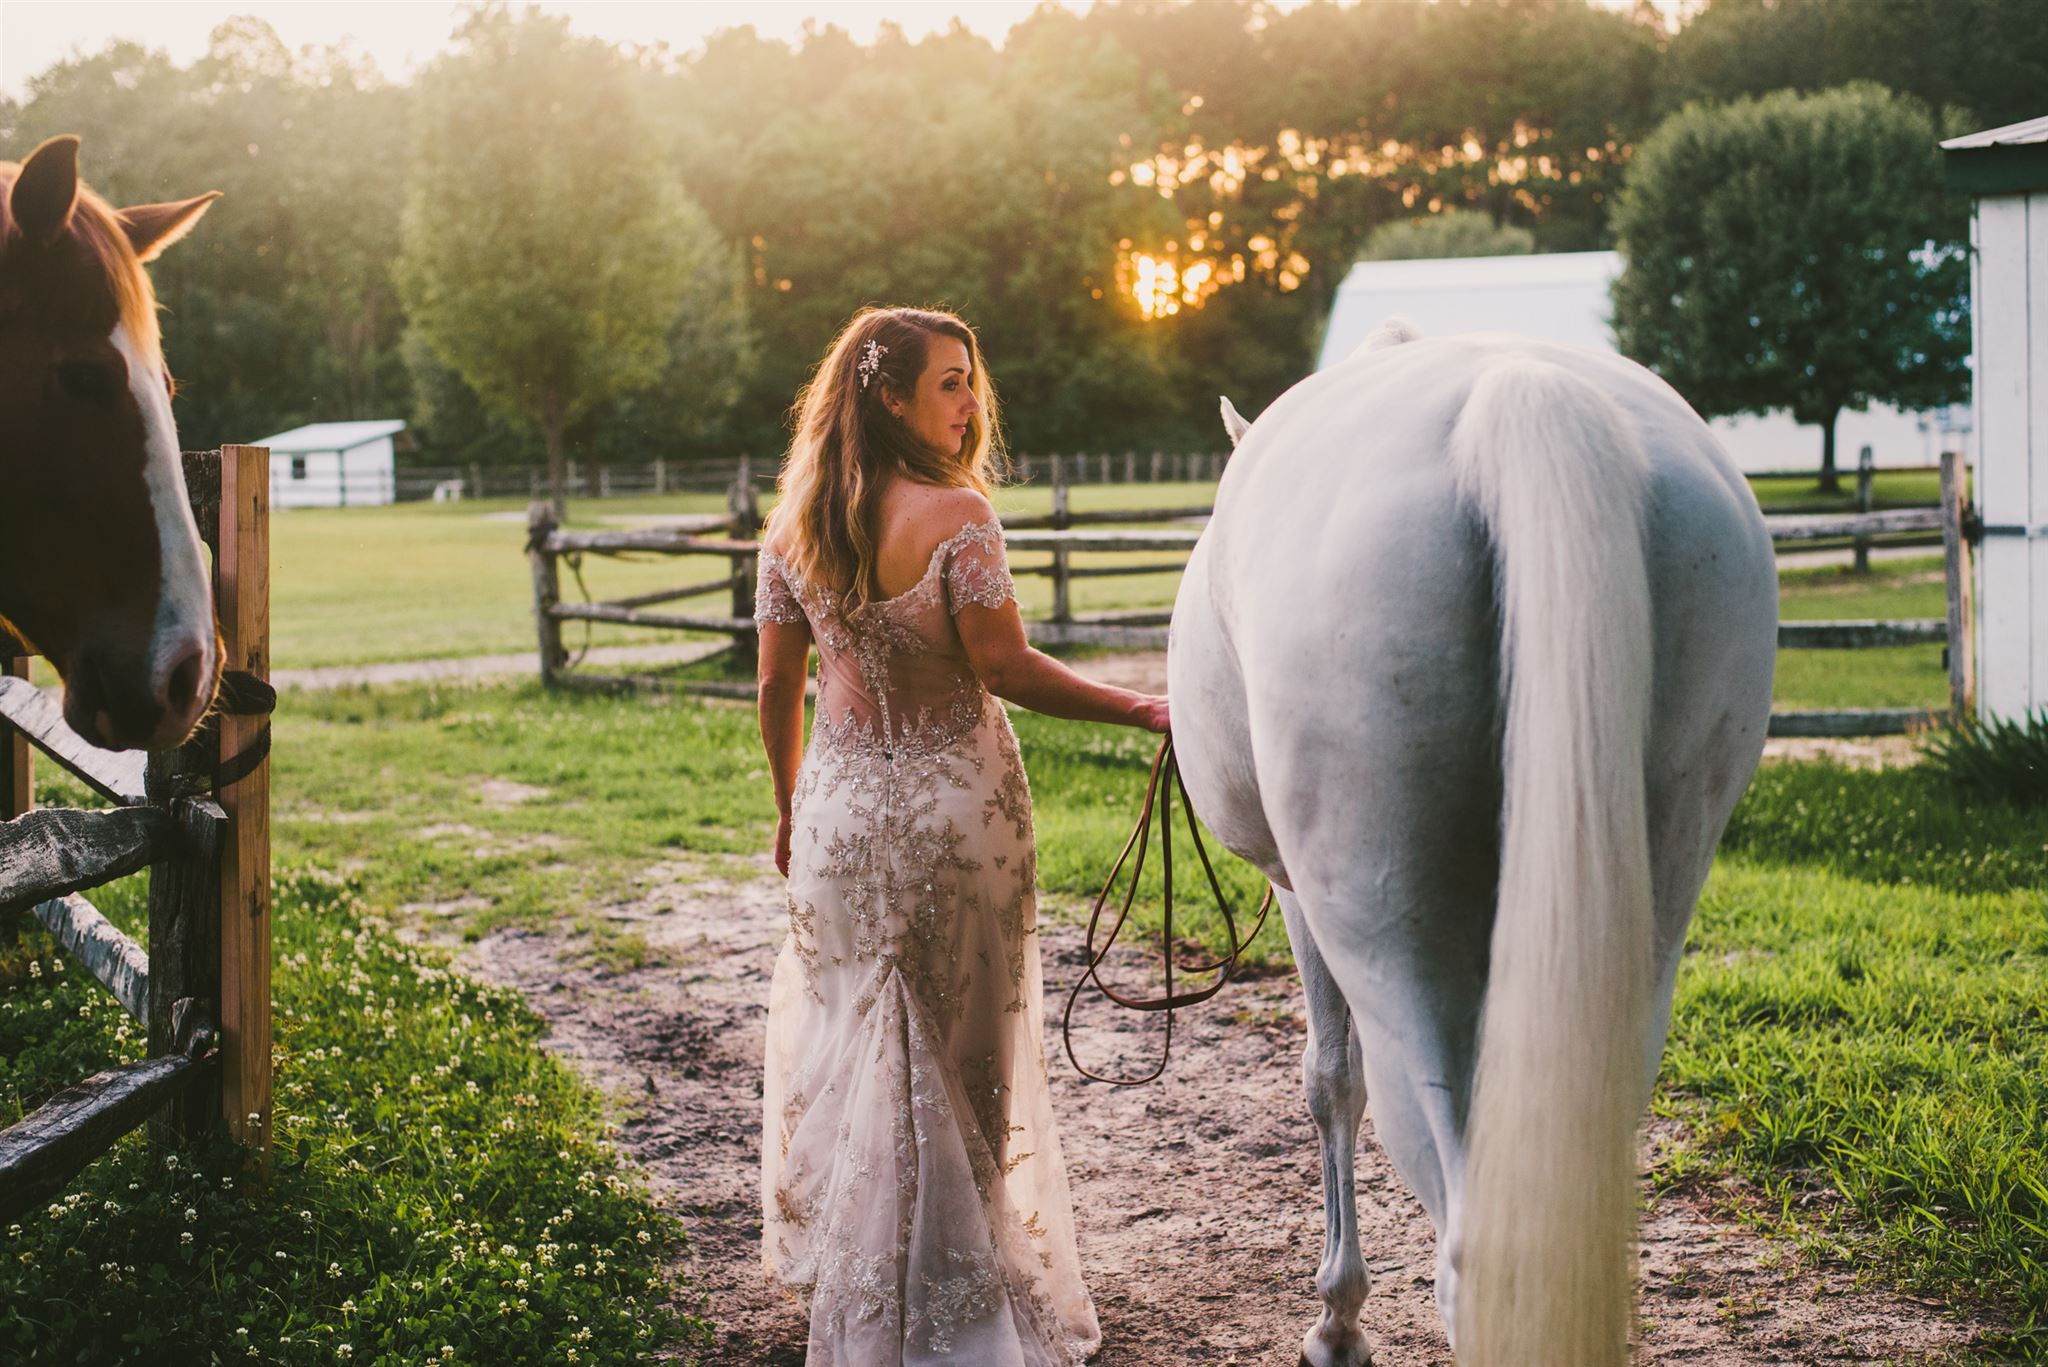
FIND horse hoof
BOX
[1300,1325,1374,1367]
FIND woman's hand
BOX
[774,807,793,879]
[1133,694,1170,735]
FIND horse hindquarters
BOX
[1449,363,1655,1367]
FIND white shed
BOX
[1944,114,2048,724]
[255,420,406,509]
[1317,251,1966,473]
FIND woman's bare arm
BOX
[955,598,1169,732]
[757,616,813,873]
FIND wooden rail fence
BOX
[0,446,274,1224]
[526,452,1978,739]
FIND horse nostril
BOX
[161,644,208,718]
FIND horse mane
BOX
[0,165,165,373]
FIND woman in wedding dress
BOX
[754,307,1168,1364]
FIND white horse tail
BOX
[1449,359,1655,1367]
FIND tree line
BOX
[2,0,2037,488]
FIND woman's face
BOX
[888,336,980,457]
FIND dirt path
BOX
[449,858,1991,1366]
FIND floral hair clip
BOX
[857,339,887,392]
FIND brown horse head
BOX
[0,135,222,751]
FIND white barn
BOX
[1317,251,1966,473]
[255,420,406,509]
[1944,114,2048,724]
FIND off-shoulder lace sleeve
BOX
[941,519,1017,614]
[754,552,806,625]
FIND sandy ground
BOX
[445,855,1996,1366]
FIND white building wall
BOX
[340,438,397,506]
[1971,193,2046,722]
[269,440,396,508]
[1318,251,1962,472]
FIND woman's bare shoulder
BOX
[893,483,998,543]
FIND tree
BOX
[1359,210,1535,262]
[396,5,708,516]
[1610,83,1969,491]
[1661,0,2048,132]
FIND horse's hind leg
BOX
[1281,886,1375,1367]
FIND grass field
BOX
[246,477,1951,712]
[5,467,2014,1357]
[13,674,2043,1356]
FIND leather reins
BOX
[1061,732,1275,1086]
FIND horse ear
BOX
[119,191,222,263]
[10,135,81,245]
[1219,395,1250,449]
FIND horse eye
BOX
[55,359,125,407]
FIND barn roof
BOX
[1942,114,2048,196]
[256,420,407,454]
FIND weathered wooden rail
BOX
[0,445,273,1224]
[525,451,1977,738]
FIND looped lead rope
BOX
[1061,732,1275,1086]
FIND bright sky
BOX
[0,0,1688,101]
[0,1,1057,96]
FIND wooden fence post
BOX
[215,446,271,1156]
[469,462,485,503]
[729,456,761,672]
[1941,449,1976,720]
[2,642,29,820]
[653,457,667,496]
[1123,452,1137,484]
[1853,444,1875,573]
[1050,455,1072,624]
[528,502,567,687]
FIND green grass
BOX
[261,480,1946,701]
[1660,859,2046,1354]
[1748,469,1943,512]
[0,867,704,1364]
[267,483,1217,671]
[13,681,2044,1353]
[265,681,773,967]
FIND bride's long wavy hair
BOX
[768,306,1005,612]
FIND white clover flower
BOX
[180,1232,193,1246]
[184,1207,198,1222]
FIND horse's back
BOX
[1171,331,1775,910]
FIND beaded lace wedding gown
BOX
[754,517,1102,1365]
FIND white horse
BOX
[1169,321,1778,1367]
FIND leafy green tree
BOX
[396,6,715,516]
[1359,210,1536,261]
[0,22,413,448]
[1662,0,2048,131]
[1611,83,1969,491]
